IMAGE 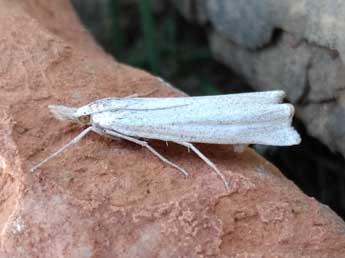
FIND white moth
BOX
[31,91,301,190]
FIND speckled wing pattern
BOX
[89,91,301,146]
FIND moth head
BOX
[78,115,91,125]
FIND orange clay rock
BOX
[1,1,345,258]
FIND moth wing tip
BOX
[289,128,302,145]
[287,103,295,117]
[285,104,301,145]
[274,90,286,103]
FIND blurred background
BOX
[71,0,345,219]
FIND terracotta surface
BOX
[1,1,345,257]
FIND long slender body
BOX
[31,91,301,190]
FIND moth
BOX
[31,90,301,190]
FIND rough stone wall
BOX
[174,0,345,159]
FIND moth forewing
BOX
[91,102,300,146]
[31,91,301,191]
[75,90,286,116]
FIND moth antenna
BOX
[49,105,78,121]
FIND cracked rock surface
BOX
[174,0,345,160]
[1,1,345,257]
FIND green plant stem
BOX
[138,0,160,74]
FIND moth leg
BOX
[175,141,230,190]
[94,128,189,177]
[31,127,93,173]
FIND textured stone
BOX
[1,1,345,258]
[184,0,345,61]
[175,0,345,159]
[209,30,345,158]
[209,32,311,103]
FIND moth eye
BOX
[78,115,90,125]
